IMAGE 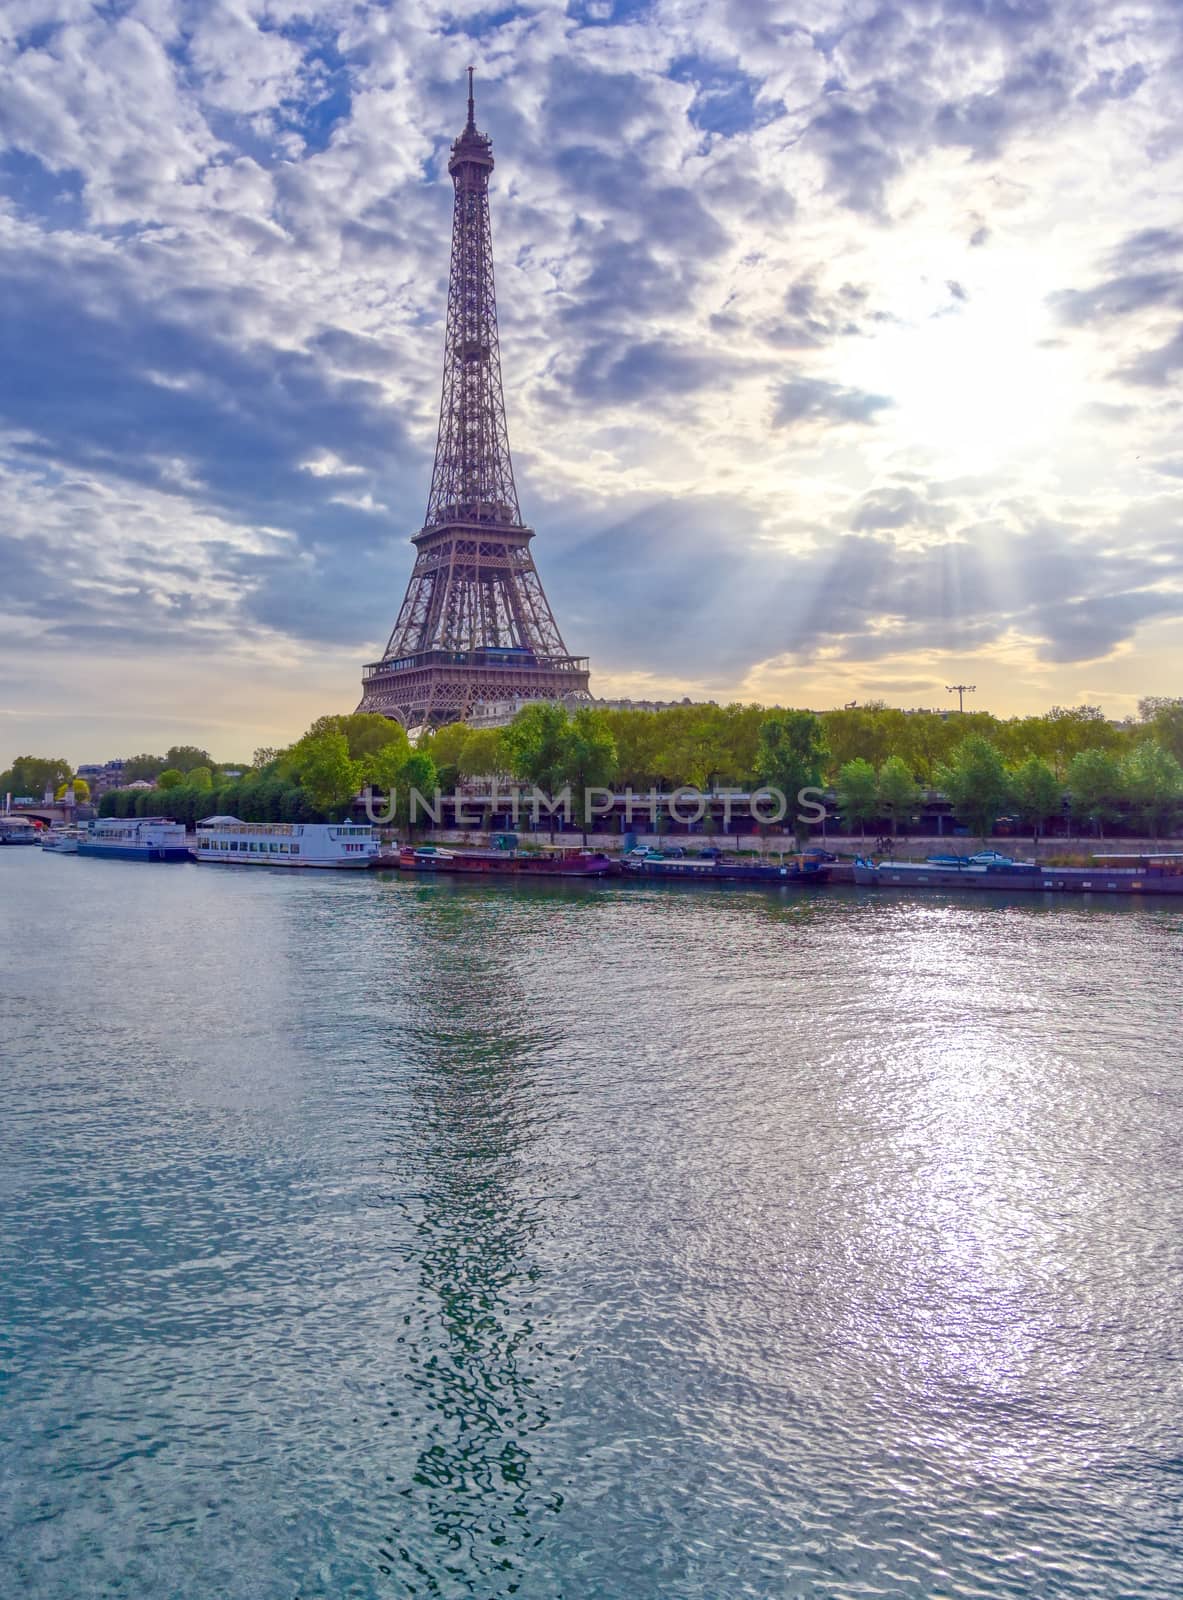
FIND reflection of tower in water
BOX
[378,891,567,1593]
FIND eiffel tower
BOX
[358,71,590,730]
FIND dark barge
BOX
[852,850,1183,895]
[393,845,616,878]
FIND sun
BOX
[842,252,1095,476]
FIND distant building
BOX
[77,760,127,796]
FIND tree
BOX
[897,712,961,785]
[655,703,728,790]
[458,728,507,780]
[289,730,363,817]
[502,702,570,794]
[300,713,407,765]
[253,747,280,770]
[602,707,667,790]
[560,709,618,839]
[755,712,828,822]
[1121,741,1183,837]
[1011,756,1061,841]
[876,756,919,837]
[937,736,1011,839]
[186,766,213,791]
[121,753,166,784]
[1066,748,1123,837]
[420,722,472,790]
[364,737,416,797]
[394,751,438,836]
[1139,697,1183,766]
[1042,706,1120,776]
[821,706,895,773]
[835,758,878,838]
[3,755,72,798]
[157,768,185,790]
[163,745,214,774]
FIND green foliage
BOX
[362,738,415,796]
[1041,705,1121,777]
[1011,756,1061,838]
[502,703,571,793]
[393,751,439,831]
[876,755,920,837]
[288,730,363,817]
[281,785,316,823]
[1121,741,1183,836]
[163,745,214,774]
[562,709,618,830]
[420,722,471,789]
[1066,748,1123,836]
[299,714,407,765]
[457,728,506,779]
[599,707,667,789]
[1139,697,1183,766]
[835,758,878,835]
[81,695,1183,843]
[1,755,72,798]
[755,711,828,804]
[938,736,1011,838]
[121,753,166,784]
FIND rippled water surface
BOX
[3,847,1183,1598]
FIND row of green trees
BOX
[81,693,1183,840]
[99,715,437,826]
[833,737,1183,838]
[419,697,1183,791]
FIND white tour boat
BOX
[194,816,380,869]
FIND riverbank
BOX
[400,826,1182,861]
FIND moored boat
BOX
[77,817,190,862]
[624,849,830,885]
[195,816,380,868]
[40,826,87,854]
[396,844,616,877]
[0,817,41,845]
[853,851,1183,895]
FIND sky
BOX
[1,0,1181,765]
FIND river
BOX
[2,846,1182,1598]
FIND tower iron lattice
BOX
[358,70,589,730]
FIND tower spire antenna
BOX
[466,64,475,132]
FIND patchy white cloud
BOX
[1,0,1182,760]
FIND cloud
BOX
[3,0,1183,758]
[1050,272,1183,326]
[772,377,892,428]
[1115,324,1183,387]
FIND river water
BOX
[2,846,1182,1598]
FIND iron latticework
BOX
[358,71,589,730]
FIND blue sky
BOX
[1,0,1181,762]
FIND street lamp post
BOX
[946,683,977,714]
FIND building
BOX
[357,73,589,731]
